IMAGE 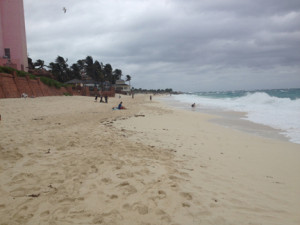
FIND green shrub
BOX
[39,76,63,89]
[0,66,64,89]
[0,66,34,78]
[0,66,15,74]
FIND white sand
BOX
[0,95,299,225]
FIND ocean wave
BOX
[172,90,300,144]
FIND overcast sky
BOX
[23,0,300,91]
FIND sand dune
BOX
[0,95,299,225]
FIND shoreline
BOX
[1,95,300,225]
[158,95,293,144]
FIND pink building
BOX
[0,0,28,71]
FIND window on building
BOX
[4,48,11,59]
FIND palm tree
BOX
[27,57,35,70]
[48,56,69,82]
[94,60,104,82]
[113,69,122,82]
[70,63,81,79]
[126,75,131,86]
[104,64,113,83]
[85,56,94,79]
[34,59,45,69]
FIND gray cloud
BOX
[24,0,300,91]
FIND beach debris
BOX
[134,114,145,117]
[45,149,51,154]
[21,93,28,98]
[33,117,43,120]
[48,184,58,191]
[28,193,40,198]
[212,198,218,203]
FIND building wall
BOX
[0,0,28,71]
[0,10,4,58]
[0,72,70,98]
[0,72,116,98]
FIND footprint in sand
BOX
[158,190,167,199]
[13,204,34,223]
[92,209,123,224]
[116,172,134,179]
[180,192,193,208]
[122,203,132,210]
[155,209,172,223]
[117,181,137,195]
[180,192,193,200]
[101,177,112,183]
[169,175,184,181]
[40,210,50,217]
[132,202,149,215]
[109,194,118,199]
[182,202,191,207]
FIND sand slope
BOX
[0,95,299,225]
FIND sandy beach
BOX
[0,95,299,225]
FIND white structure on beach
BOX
[114,80,131,94]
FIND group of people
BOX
[95,94,126,110]
[95,95,108,103]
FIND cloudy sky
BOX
[23,0,300,92]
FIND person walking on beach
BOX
[150,95,152,101]
[105,95,108,103]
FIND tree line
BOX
[28,55,131,85]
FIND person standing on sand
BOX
[105,95,108,103]
[150,95,152,101]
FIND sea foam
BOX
[172,91,300,144]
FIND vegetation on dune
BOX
[0,65,65,89]
[0,66,34,79]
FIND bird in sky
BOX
[63,7,67,13]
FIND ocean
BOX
[162,88,300,144]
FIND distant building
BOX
[114,79,131,94]
[0,0,28,71]
[65,78,101,88]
